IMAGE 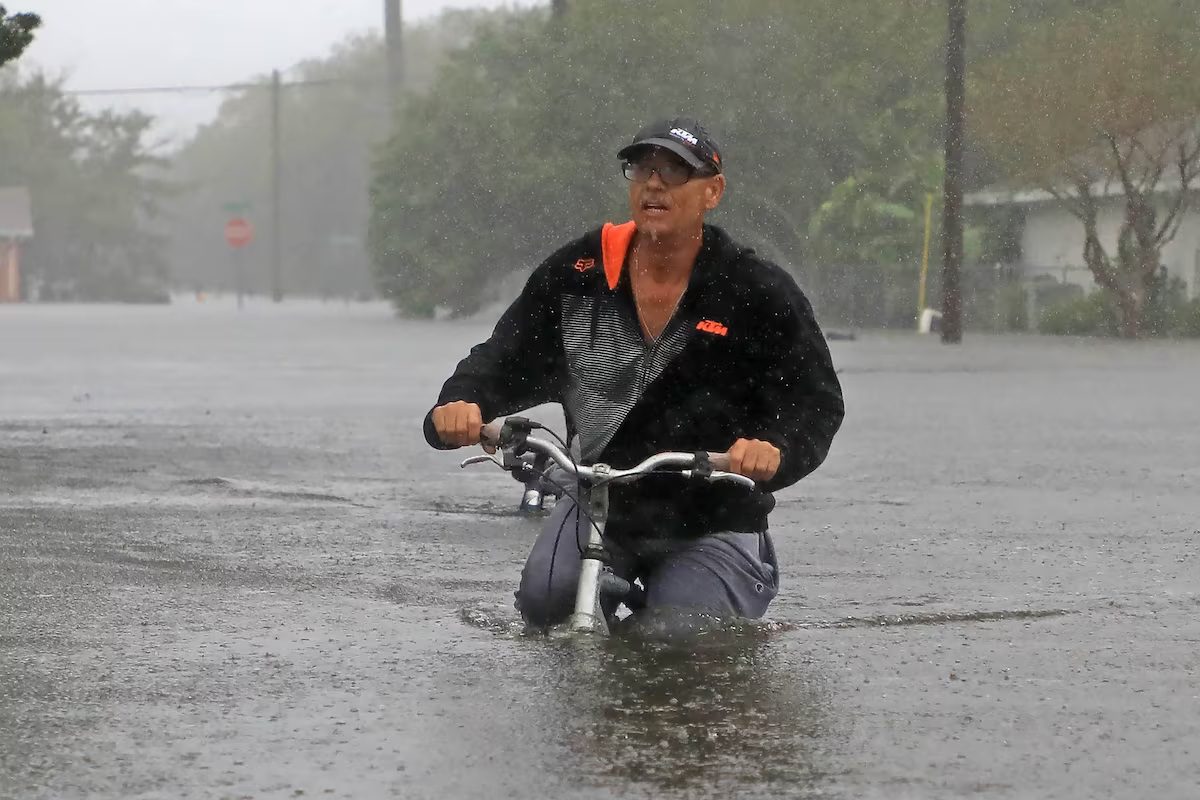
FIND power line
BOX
[59,73,385,306]
[64,76,381,97]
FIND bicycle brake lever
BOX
[460,453,504,469]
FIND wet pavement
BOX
[2,299,1198,799]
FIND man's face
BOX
[626,148,726,239]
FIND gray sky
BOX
[19,0,541,145]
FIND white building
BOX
[967,183,1200,300]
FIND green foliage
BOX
[1039,290,1118,337]
[167,11,508,298]
[169,36,387,296]
[153,0,1191,320]
[369,0,1116,318]
[1039,278,1200,338]
[808,166,929,267]
[1143,275,1195,338]
[990,282,1029,333]
[0,70,168,300]
[974,0,1200,337]
[371,0,962,316]
[0,5,39,67]
[975,0,1200,185]
[1172,299,1200,338]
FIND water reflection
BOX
[547,625,837,797]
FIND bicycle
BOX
[461,416,755,634]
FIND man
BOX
[424,118,843,628]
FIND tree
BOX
[0,5,39,68]
[371,0,957,316]
[974,0,1200,337]
[369,0,1111,319]
[0,71,168,300]
[167,9,503,298]
[168,36,389,298]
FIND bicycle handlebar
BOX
[479,420,505,447]
[475,418,754,489]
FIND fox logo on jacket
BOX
[574,257,596,272]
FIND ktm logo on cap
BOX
[696,319,728,336]
[574,257,596,272]
[669,127,700,146]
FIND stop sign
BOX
[224,217,254,249]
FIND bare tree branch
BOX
[1046,178,1090,222]
[1180,133,1200,184]
[1084,232,1118,291]
[1145,135,1173,192]
[1154,141,1200,247]
[1073,174,1122,291]
[1128,135,1163,191]
[1104,131,1140,204]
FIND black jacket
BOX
[424,223,844,538]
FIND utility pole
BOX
[940,0,966,343]
[270,69,283,302]
[385,0,403,104]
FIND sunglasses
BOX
[622,159,717,187]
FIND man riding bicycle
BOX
[425,118,844,629]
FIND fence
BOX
[801,262,1087,333]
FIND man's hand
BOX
[431,401,483,449]
[727,438,781,482]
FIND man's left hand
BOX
[727,438,781,482]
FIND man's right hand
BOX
[431,400,484,449]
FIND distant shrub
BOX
[1142,275,1190,337]
[1038,291,1118,336]
[1035,275,1200,338]
[1171,298,1200,338]
[993,282,1028,331]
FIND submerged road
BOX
[1,300,1198,799]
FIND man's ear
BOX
[705,174,726,210]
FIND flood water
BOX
[2,299,1198,799]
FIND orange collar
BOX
[601,221,637,290]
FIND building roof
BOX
[0,187,33,239]
[968,119,1200,208]
[965,177,1195,208]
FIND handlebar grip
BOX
[707,452,731,472]
[480,420,503,446]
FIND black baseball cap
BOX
[617,117,723,174]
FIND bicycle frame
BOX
[463,416,754,634]
[570,463,612,633]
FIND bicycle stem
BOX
[568,464,611,633]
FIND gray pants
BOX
[515,499,779,628]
